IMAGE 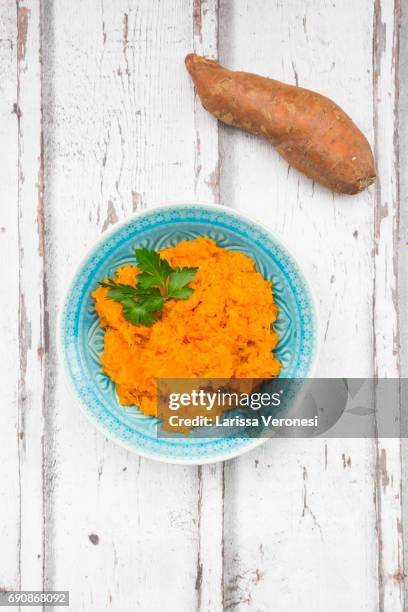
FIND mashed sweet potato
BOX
[92,237,280,416]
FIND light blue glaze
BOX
[60,205,317,463]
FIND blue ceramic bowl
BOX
[60,204,318,464]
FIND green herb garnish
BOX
[99,248,198,327]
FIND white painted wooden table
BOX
[1,1,406,611]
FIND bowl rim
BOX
[58,202,320,465]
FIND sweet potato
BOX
[185,54,375,195]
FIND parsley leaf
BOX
[168,267,198,297]
[138,293,166,312]
[98,249,198,327]
[121,298,158,327]
[169,286,194,300]
[99,280,164,327]
[99,279,141,300]
[135,248,172,290]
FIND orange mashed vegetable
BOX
[92,237,280,416]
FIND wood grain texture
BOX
[40,1,219,610]
[0,1,405,611]
[0,0,20,593]
[16,0,47,595]
[399,0,408,603]
[192,3,225,611]
[0,0,48,598]
[218,1,379,610]
[372,1,404,610]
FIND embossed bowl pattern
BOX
[60,204,318,464]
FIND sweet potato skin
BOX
[185,54,376,195]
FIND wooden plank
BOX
[398,0,408,604]
[191,2,224,611]
[42,1,219,610]
[15,0,46,593]
[399,0,408,376]
[372,1,404,610]
[219,1,379,609]
[192,0,220,203]
[0,0,20,592]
